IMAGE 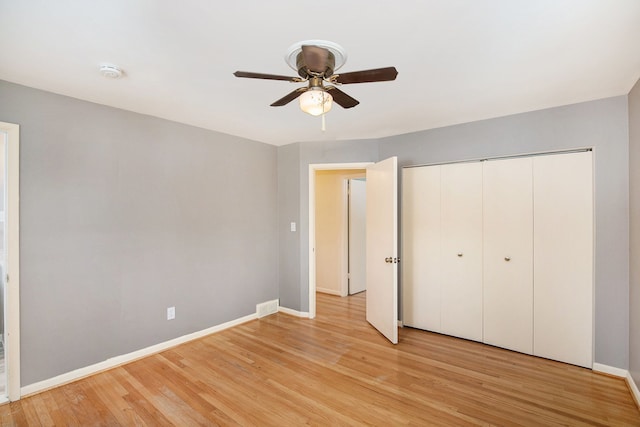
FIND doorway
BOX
[310,158,399,343]
[314,170,366,299]
[308,162,372,319]
[0,121,20,402]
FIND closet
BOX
[440,162,483,342]
[402,151,593,368]
[482,157,533,355]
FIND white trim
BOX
[0,122,20,401]
[21,312,257,397]
[591,364,640,410]
[316,287,343,296]
[590,148,597,373]
[278,306,310,318]
[592,363,627,378]
[402,147,594,169]
[627,372,640,410]
[309,162,373,319]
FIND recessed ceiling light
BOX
[99,64,123,79]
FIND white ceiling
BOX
[1,1,639,146]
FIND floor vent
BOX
[256,299,279,318]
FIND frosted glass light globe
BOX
[299,88,333,116]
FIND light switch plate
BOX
[290,222,296,232]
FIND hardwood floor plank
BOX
[0,291,638,425]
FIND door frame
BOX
[308,162,372,319]
[0,121,20,401]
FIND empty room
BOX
[1,0,640,425]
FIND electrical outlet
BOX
[167,306,175,320]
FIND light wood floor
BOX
[1,292,639,426]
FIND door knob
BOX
[385,257,392,263]
[457,253,463,257]
[504,256,511,261]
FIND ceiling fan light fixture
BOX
[299,88,333,116]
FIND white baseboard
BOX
[316,287,342,296]
[278,306,310,318]
[21,312,258,397]
[592,362,627,378]
[627,372,640,409]
[592,363,640,411]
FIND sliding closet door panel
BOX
[402,166,441,331]
[483,158,533,354]
[440,162,483,342]
[533,151,593,368]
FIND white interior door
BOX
[533,151,593,368]
[440,162,483,342]
[483,158,534,354]
[366,157,398,344]
[402,165,442,332]
[348,179,366,295]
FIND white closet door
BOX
[483,158,533,354]
[533,151,593,368]
[402,166,441,331]
[440,162,483,342]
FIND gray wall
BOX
[630,78,640,388]
[279,96,630,369]
[0,80,279,385]
[277,143,301,309]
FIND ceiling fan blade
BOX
[270,88,307,107]
[333,67,398,84]
[326,87,359,109]
[301,45,330,73]
[234,71,300,82]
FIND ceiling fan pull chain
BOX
[321,113,326,131]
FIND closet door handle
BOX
[457,253,463,257]
[504,256,511,261]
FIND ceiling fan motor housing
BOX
[296,51,335,79]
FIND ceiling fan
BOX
[233,40,398,117]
